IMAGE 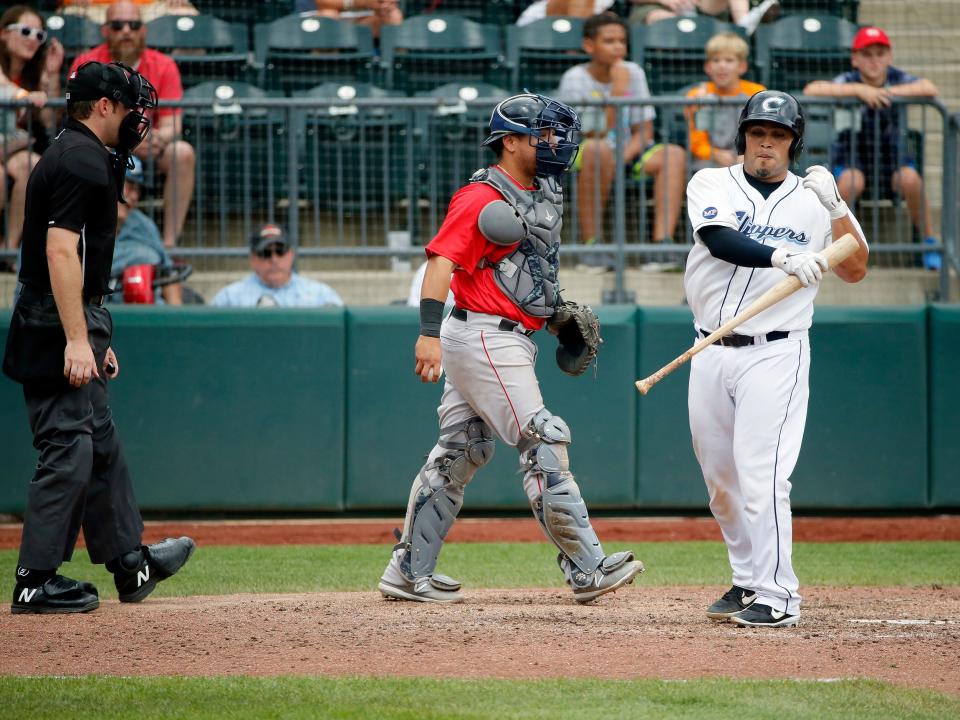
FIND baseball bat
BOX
[635,233,860,395]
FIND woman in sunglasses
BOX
[0,5,64,251]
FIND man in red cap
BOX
[803,26,940,269]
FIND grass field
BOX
[2,677,959,719]
[1,541,956,599]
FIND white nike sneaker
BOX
[737,0,781,36]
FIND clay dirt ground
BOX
[1,518,958,696]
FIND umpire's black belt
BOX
[699,327,791,347]
[451,306,537,337]
[18,284,105,307]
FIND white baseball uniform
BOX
[684,164,865,615]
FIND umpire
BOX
[2,61,194,615]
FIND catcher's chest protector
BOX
[473,166,563,318]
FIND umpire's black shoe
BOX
[706,585,757,620]
[113,536,196,603]
[730,603,800,628]
[11,575,100,614]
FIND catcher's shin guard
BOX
[393,417,494,580]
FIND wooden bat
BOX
[635,233,860,395]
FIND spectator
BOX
[1,4,64,250]
[212,224,344,308]
[684,32,764,169]
[295,0,402,40]
[113,157,183,304]
[557,13,686,269]
[803,26,941,270]
[70,0,195,249]
[59,0,197,25]
[516,1,615,27]
[630,0,780,36]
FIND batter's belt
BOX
[697,328,807,347]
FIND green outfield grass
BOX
[1,541,957,599]
[1,677,958,719]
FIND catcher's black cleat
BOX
[113,536,196,603]
[706,585,757,620]
[11,574,100,614]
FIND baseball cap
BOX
[249,223,289,253]
[852,26,891,52]
[125,156,145,185]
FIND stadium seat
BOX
[44,14,101,80]
[181,81,290,218]
[254,15,377,95]
[300,82,413,211]
[145,15,249,89]
[505,17,589,95]
[193,1,291,25]
[630,16,750,97]
[779,0,859,23]
[380,15,503,94]
[404,0,518,25]
[753,15,858,93]
[415,82,511,210]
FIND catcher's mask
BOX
[482,93,582,177]
[734,90,805,161]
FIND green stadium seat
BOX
[754,15,858,93]
[380,15,503,94]
[506,17,589,95]
[145,15,249,89]
[194,1,291,25]
[254,15,377,95]
[181,81,289,219]
[630,16,749,97]
[44,13,101,81]
[415,82,511,208]
[300,82,413,211]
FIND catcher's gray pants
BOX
[18,312,143,570]
[425,309,547,502]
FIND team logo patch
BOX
[702,207,718,219]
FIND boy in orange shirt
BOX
[685,32,764,168]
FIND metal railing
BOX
[1,95,953,300]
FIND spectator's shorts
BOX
[573,141,663,180]
[831,140,917,187]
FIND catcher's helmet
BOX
[734,90,805,161]
[482,93,581,177]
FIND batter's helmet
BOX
[734,90,805,161]
[482,93,581,177]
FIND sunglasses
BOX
[107,20,144,32]
[255,244,290,259]
[5,23,47,43]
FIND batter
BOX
[379,93,644,604]
[684,91,869,627]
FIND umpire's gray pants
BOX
[18,308,143,570]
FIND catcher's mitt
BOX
[547,301,602,376]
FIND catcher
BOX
[378,92,644,604]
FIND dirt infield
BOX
[2,516,959,549]
[3,586,958,695]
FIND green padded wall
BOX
[794,306,928,509]
[0,311,37,513]
[0,307,346,513]
[344,306,638,510]
[635,306,705,508]
[929,305,960,507]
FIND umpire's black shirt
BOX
[18,118,119,297]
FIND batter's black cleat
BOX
[113,536,196,603]
[706,585,757,620]
[11,575,100,614]
[730,603,800,628]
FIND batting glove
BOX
[803,165,849,220]
[771,247,829,287]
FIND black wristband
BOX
[419,298,444,338]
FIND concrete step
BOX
[860,0,960,30]
[3,266,953,309]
